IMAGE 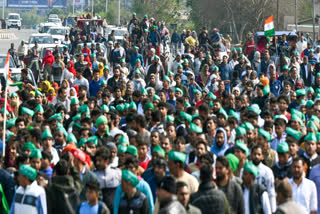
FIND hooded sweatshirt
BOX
[211,127,229,156]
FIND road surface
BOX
[0,28,37,53]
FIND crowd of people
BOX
[2,11,320,214]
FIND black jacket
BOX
[118,189,149,214]
[241,183,266,214]
[159,196,187,214]
[190,182,230,214]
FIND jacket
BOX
[218,179,245,214]
[272,159,292,180]
[242,183,266,214]
[190,182,230,214]
[46,174,82,214]
[10,181,47,214]
[118,189,149,214]
[211,127,229,156]
[275,199,304,214]
[300,63,313,87]
[80,168,98,201]
[159,196,187,214]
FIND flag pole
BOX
[2,52,9,157]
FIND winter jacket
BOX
[159,196,187,214]
[190,182,230,214]
[118,189,149,214]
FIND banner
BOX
[7,0,65,8]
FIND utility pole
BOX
[2,0,5,20]
[312,0,316,40]
[105,0,108,13]
[277,0,279,27]
[295,0,297,31]
[91,0,93,15]
[118,0,120,26]
[73,0,75,15]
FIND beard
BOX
[252,159,261,166]
[216,173,226,182]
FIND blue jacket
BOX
[269,79,282,97]
[130,53,144,67]
[211,127,229,156]
[171,33,180,43]
[113,178,154,214]
[89,79,102,97]
[219,64,233,81]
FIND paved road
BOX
[0,28,37,53]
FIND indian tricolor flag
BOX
[3,52,16,93]
[264,15,275,37]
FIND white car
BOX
[48,18,62,26]
[109,27,128,43]
[7,13,22,30]
[39,22,59,33]
[0,54,37,88]
[47,27,69,43]
[27,33,55,49]
[49,14,59,19]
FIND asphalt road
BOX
[0,28,37,53]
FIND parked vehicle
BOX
[7,13,21,30]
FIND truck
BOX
[7,13,22,30]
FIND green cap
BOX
[56,127,68,137]
[118,145,127,153]
[167,115,174,122]
[286,127,302,140]
[296,89,306,97]
[180,111,192,122]
[244,161,259,177]
[78,138,87,147]
[141,88,148,95]
[144,14,148,18]
[168,71,174,76]
[183,58,189,64]
[236,127,246,136]
[213,66,219,71]
[124,103,130,110]
[7,117,17,129]
[306,100,314,108]
[248,104,261,115]
[242,122,255,131]
[308,87,315,93]
[30,149,42,159]
[90,53,96,58]
[258,128,272,142]
[235,140,249,157]
[305,132,317,142]
[35,104,44,113]
[104,65,109,70]
[129,101,137,110]
[153,145,165,157]
[282,65,289,70]
[101,104,109,111]
[277,142,289,153]
[153,94,161,101]
[168,151,187,163]
[72,114,81,121]
[316,88,320,94]
[71,97,79,105]
[192,114,199,120]
[10,92,18,97]
[317,133,320,142]
[126,145,138,157]
[226,153,239,172]
[79,104,90,114]
[307,121,318,132]
[177,64,183,69]
[133,46,139,50]
[263,85,270,96]
[133,12,136,15]
[101,80,107,85]
[189,122,203,133]
[22,142,36,151]
[207,92,216,100]
[120,58,125,63]
[175,87,183,96]
[164,75,171,83]
[87,135,98,146]
[117,135,129,145]
[184,102,191,108]
[116,104,125,112]
[96,115,108,127]
[229,109,239,120]
[122,169,139,187]
[291,108,305,121]
[291,114,304,127]
[193,88,202,95]
[49,112,63,121]
[21,107,34,117]
[19,164,37,181]
[35,90,43,97]
[310,115,320,124]
[144,103,154,111]
[218,108,228,120]
[41,129,53,140]
[1,107,9,116]
[135,69,141,75]
[66,133,77,144]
